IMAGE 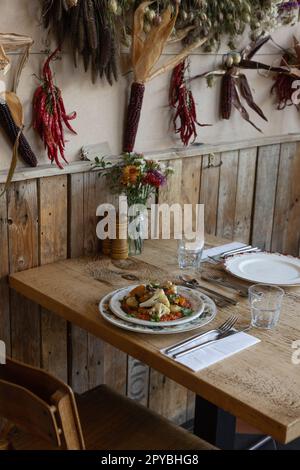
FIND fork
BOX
[201,272,249,297]
[165,315,238,356]
[172,315,239,359]
[208,246,260,264]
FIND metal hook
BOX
[203,153,223,169]
[39,48,62,61]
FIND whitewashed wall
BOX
[0,0,300,171]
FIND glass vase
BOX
[128,212,146,256]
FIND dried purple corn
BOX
[0,100,37,167]
[123,82,145,153]
[220,71,233,120]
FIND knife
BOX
[173,327,251,359]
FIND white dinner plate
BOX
[224,252,300,286]
[99,289,217,335]
[109,285,205,327]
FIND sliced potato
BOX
[126,296,139,308]
[130,285,147,297]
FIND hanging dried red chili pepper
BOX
[32,48,77,169]
[170,60,208,146]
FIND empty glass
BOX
[249,284,284,329]
[178,237,204,271]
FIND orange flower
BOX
[122,165,140,185]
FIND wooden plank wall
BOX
[0,140,300,425]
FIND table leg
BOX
[194,395,236,449]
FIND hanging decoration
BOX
[32,49,77,169]
[0,33,37,196]
[169,60,209,146]
[41,0,118,85]
[189,36,286,133]
[123,1,207,153]
[271,36,300,110]
[41,2,300,86]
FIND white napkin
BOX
[202,242,246,261]
[161,330,260,372]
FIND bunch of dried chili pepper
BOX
[170,60,208,146]
[32,49,77,169]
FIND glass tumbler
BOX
[248,284,284,329]
[178,237,204,271]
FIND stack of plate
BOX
[99,285,217,335]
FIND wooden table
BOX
[9,238,300,448]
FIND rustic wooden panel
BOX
[7,180,40,365]
[127,356,149,406]
[148,369,188,424]
[252,144,281,250]
[68,173,85,258]
[0,185,10,353]
[68,173,89,392]
[199,154,221,235]
[39,176,68,382]
[158,159,183,237]
[234,147,257,243]
[272,143,300,256]
[181,156,202,233]
[217,150,239,240]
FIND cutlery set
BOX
[207,244,261,264]
[179,275,239,308]
[165,315,251,359]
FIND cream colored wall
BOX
[1,0,300,171]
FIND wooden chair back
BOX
[0,358,85,450]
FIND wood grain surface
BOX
[9,238,300,444]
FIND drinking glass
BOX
[248,284,284,329]
[178,236,204,271]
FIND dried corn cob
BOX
[0,98,37,167]
[220,71,233,120]
[123,82,145,153]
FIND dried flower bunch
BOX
[127,1,298,51]
[41,1,300,85]
[94,152,172,205]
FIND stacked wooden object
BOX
[102,213,128,260]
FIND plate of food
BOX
[99,289,217,335]
[109,282,205,327]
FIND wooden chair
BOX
[0,358,216,450]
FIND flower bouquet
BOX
[94,152,172,255]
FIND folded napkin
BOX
[202,241,246,261]
[161,330,260,372]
